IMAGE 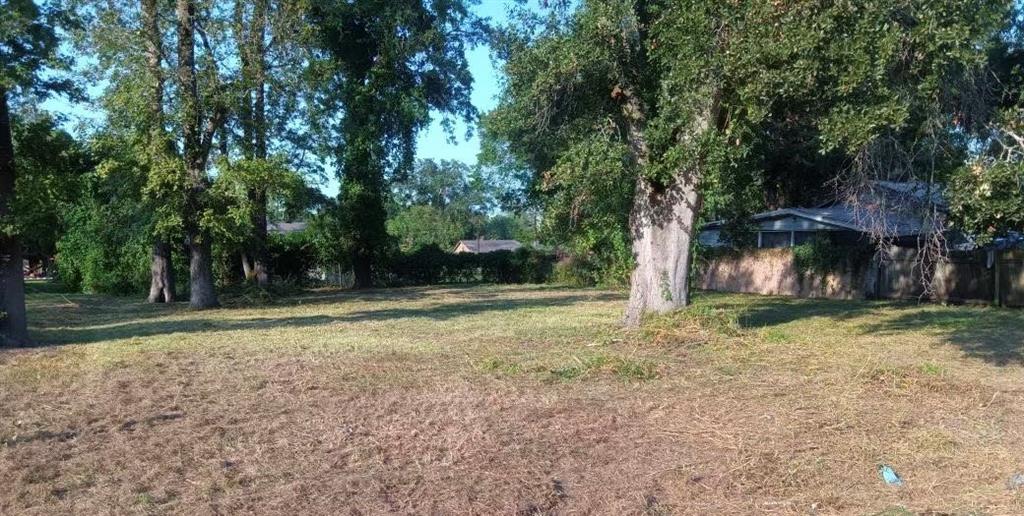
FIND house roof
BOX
[267,221,308,234]
[704,204,928,237]
[453,239,523,253]
[702,181,944,238]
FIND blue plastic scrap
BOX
[878,464,903,486]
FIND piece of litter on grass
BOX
[878,464,903,486]
[1007,472,1024,491]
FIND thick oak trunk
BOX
[616,81,716,327]
[353,251,372,289]
[623,175,702,327]
[0,88,29,346]
[147,240,176,303]
[145,232,176,305]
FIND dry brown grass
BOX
[3,283,1024,514]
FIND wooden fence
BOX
[877,249,1024,307]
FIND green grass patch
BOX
[547,354,658,382]
[917,362,946,376]
[763,328,791,344]
[478,356,523,375]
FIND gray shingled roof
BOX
[704,181,941,237]
[750,206,927,237]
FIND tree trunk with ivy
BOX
[624,176,703,327]
[620,86,716,327]
[0,88,29,346]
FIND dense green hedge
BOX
[380,244,556,286]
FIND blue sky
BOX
[414,1,512,167]
[41,0,521,197]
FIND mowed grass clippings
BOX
[1,284,1024,514]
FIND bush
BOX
[56,205,154,294]
[792,234,874,276]
[380,245,556,286]
[551,251,632,287]
[268,231,319,283]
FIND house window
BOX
[759,232,792,248]
[793,231,817,245]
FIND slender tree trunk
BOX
[241,252,253,280]
[143,0,176,303]
[248,187,269,286]
[177,0,219,309]
[147,241,176,303]
[237,0,271,287]
[0,88,29,346]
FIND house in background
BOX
[699,181,945,249]
[452,239,523,254]
[695,181,1024,307]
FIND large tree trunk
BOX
[353,251,372,289]
[187,236,218,308]
[0,88,29,346]
[177,0,219,309]
[617,82,717,327]
[147,241,176,303]
[142,0,176,303]
[623,176,702,327]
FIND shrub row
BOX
[380,244,556,286]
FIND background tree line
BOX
[3,0,1024,345]
[0,0,516,345]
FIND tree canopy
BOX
[484,0,1011,323]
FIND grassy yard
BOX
[3,283,1024,514]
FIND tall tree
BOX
[230,0,310,287]
[176,0,225,308]
[234,0,271,285]
[142,0,176,303]
[0,0,74,345]
[487,0,1008,325]
[309,0,480,288]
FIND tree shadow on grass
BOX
[274,283,613,308]
[858,308,1024,367]
[20,291,622,347]
[697,293,896,329]
[696,291,1024,367]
